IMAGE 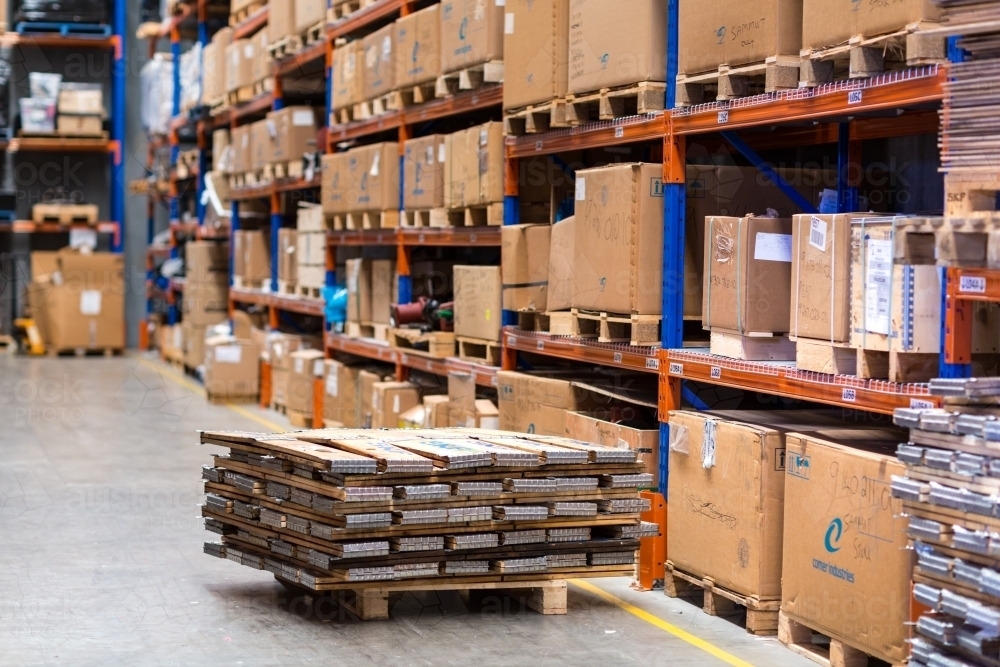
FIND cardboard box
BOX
[346,258,372,323]
[781,433,912,665]
[568,0,667,94]
[251,29,272,84]
[287,349,325,415]
[372,381,421,429]
[331,41,363,112]
[702,216,793,335]
[30,250,125,351]
[443,122,504,208]
[359,369,383,428]
[451,399,500,429]
[371,259,396,326]
[299,265,326,290]
[503,0,570,110]
[268,0,295,43]
[278,227,298,287]
[548,216,575,311]
[268,333,323,371]
[58,85,103,116]
[440,0,504,73]
[497,370,602,436]
[344,143,400,213]
[239,229,271,286]
[297,232,326,266]
[297,202,326,233]
[294,0,326,33]
[502,224,551,312]
[250,119,274,172]
[790,214,866,343]
[566,409,659,489]
[182,281,229,326]
[321,152,346,214]
[231,124,251,174]
[204,337,259,400]
[573,163,663,315]
[424,395,451,428]
[803,0,939,51]
[56,115,102,135]
[448,371,476,414]
[454,265,502,341]
[395,4,442,87]
[270,106,318,164]
[323,359,361,427]
[186,241,229,284]
[362,24,395,100]
[203,27,231,104]
[212,129,231,172]
[225,39,254,92]
[678,0,802,75]
[182,322,207,368]
[403,134,446,210]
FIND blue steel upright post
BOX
[110,0,125,252]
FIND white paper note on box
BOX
[753,233,792,262]
[80,290,102,315]
[292,110,313,126]
[216,345,243,364]
[865,239,892,336]
[326,371,339,397]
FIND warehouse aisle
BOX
[0,354,813,667]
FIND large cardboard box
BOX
[403,134,445,210]
[359,369,383,428]
[346,258,372,324]
[503,0,570,109]
[186,241,229,284]
[182,322,207,368]
[702,216,793,334]
[295,0,326,33]
[231,124,251,174]
[297,231,326,266]
[678,0,802,75]
[395,4,441,87]
[203,27,231,104]
[278,228,298,287]
[182,282,228,326]
[321,152,346,214]
[251,119,274,172]
[573,163,663,315]
[371,259,396,326]
[331,41,363,112]
[497,371,604,436]
[372,381,421,429]
[684,165,833,320]
[31,250,125,351]
[225,39,254,92]
[802,0,939,50]
[251,29,272,84]
[362,24,395,100]
[444,123,504,208]
[548,216,576,311]
[268,0,295,43]
[287,349,325,415]
[344,143,400,213]
[212,129,231,172]
[238,229,271,286]
[568,0,667,94]
[781,433,912,665]
[270,106,318,165]
[454,265,501,341]
[440,0,504,73]
[323,359,361,427]
[204,337,259,400]
[502,224,551,312]
[566,410,659,488]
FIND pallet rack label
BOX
[960,275,986,293]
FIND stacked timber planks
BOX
[892,378,1000,666]
[200,427,658,603]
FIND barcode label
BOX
[613,352,623,363]
[848,90,863,105]
[535,141,543,152]
[536,341,545,351]
[809,216,828,252]
[711,366,722,380]
[960,276,987,294]
[910,399,935,409]
[615,127,624,138]
[668,363,683,375]
[507,336,516,346]
[717,110,729,124]
[842,388,857,402]
[646,358,660,370]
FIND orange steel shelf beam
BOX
[229,287,326,318]
[503,328,662,374]
[944,267,1000,365]
[231,93,274,125]
[232,5,268,40]
[275,40,326,78]
[327,227,502,248]
[505,114,665,159]
[329,0,406,40]
[659,349,940,416]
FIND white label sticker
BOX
[669,362,683,375]
[615,126,624,138]
[702,420,717,469]
[244,44,254,58]
[313,360,324,377]
[710,366,722,379]
[80,290,102,315]
[718,110,729,124]
[504,12,514,34]
[848,90,863,105]
[575,177,586,201]
[960,276,987,294]
[438,143,447,163]
[326,371,339,397]
[382,36,391,58]
[613,352,623,363]
[295,358,304,374]
[216,345,243,364]
[69,227,97,250]
[865,239,892,335]
[507,336,516,346]
[292,110,313,126]
[424,146,434,165]
[491,375,498,387]
[370,152,380,176]
[495,0,505,5]
[910,398,936,409]
[536,340,545,351]
[841,388,857,403]
[393,394,400,414]
[480,128,488,147]
[646,358,660,370]
[809,216,828,252]
[754,233,793,262]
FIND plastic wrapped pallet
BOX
[140,55,173,135]
[179,42,202,113]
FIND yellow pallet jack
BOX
[13,318,45,355]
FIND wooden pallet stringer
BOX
[665,563,779,636]
[778,611,900,667]
[570,309,661,346]
[564,81,667,123]
[456,336,502,366]
[676,57,799,106]
[435,61,504,98]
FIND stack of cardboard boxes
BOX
[320,142,401,229]
[295,203,327,296]
[268,333,322,412]
[453,265,502,361]
[202,27,231,109]
[232,229,271,289]
[224,24,272,105]
[344,258,396,340]
[181,242,230,369]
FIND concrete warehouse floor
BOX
[0,354,817,667]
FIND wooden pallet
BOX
[456,337,502,366]
[442,202,505,228]
[273,159,305,181]
[856,348,939,384]
[793,337,857,376]
[276,279,298,296]
[389,328,456,359]
[302,21,325,47]
[895,216,1000,269]
[31,203,99,225]
[286,408,311,428]
[297,285,322,299]
[267,35,304,60]
[400,208,450,228]
[710,330,796,361]
[435,61,504,98]
[351,95,395,121]
[676,57,800,106]
[227,78,272,106]
[563,81,668,124]
[331,0,374,21]
[503,100,568,136]
[207,97,229,116]
[572,309,661,347]
[47,347,122,358]
[778,611,902,667]
[229,0,266,26]
[331,209,400,231]
[209,392,258,405]
[799,22,946,87]
[277,576,568,620]
[346,321,390,342]
[665,562,779,636]
[232,276,267,290]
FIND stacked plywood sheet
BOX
[892,378,1000,667]
[200,427,657,604]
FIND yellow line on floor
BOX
[569,580,755,667]
[140,358,285,433]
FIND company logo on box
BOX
[650,178,664,198]
[787,453,810,479]
[824,518,843,553]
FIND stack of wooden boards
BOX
[200,427,657,618]
[892,378,1000,666]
